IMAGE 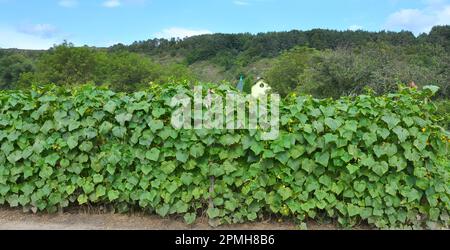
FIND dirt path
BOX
[0,209,346,230]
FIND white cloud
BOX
[154,27,212,39]
[17,23,59,38]
[0,25,61,50]
[233,0,270,6]
[385,1,450,34]
[58,0,78,8]
[436,5,450,24]
[103,0,121,8]
[102,0,149,8]
[234,1,250,6]
[349,25,363,31]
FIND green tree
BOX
[265,46,319,96]
[33,42,103,86]
[0,54,35,89]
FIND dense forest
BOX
[1,25,449,101]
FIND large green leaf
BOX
[190,144,205,158]
[145,148,161,161]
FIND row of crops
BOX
[0,83,449,229]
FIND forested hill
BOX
[0,26,449,104]
[110,26,450,66]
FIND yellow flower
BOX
[422,128,426,133]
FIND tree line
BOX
[0,26,449,101]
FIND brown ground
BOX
[0,208,361,230]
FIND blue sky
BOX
[0,0,449,49]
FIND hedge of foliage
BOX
[0,83,449,229]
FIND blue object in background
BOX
[236,75,244,92]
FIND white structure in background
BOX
[251,78,272,99]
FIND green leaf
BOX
[161,161,176,174]
[159,127,177,140]
[152,107,166,118]
[207,207,220,219]
[93,174,104,184]
[303,133,317,146]
[373,145,384,158]
[362,133,377,146]
[423,85,440,96]
[393,126,409,143]
[99,121,113,134]
[60,159,70,168]
[313,121,324,133]
[7,150,22,164]
[6,194,19,207]
[115,113,133,126]
[20,183,35,196]
[289,145,305,159]
[275,152,290,164]
[66,185,76,195]
[413,134,428,151]
[382,114,400,129]
[344,120,358,132]
[32,140,44,154]
[353,181,366,193]
[347,204,361,217]
[315,151,330,167]
[318,175,332,187]
[79,141,93,152]
[404,188,422,202]
[67,136,79,150]
[385,144,398,157]
[166,181,178,194]
[346,164,360,175]
[377,128,390,140]
[40,120,54,134]
[429,208,440,221]
[68,121,81,132]
[210,163,225,177]
[247,212,258,221]
[96,185,106,198]
[277,186,293,201]
[112,126,127,138]
[77,194,88,205]
[145,148,160,161]
[301,158,316,173]
[45,153,60,167]
[184,213,196,225]
[176,150,189,163]
[190,144,205,158]
[1,141,14,155]
[0,184,10,196]
[141,164,152,175]
[104,100,117,114]
[219,134,239,146]
[107,190,120,201]
[324,133,338,144]
[250,141,264,155]
[324,118,342,131]
[388,155,407,171]
[225,200,238,211]
[39,166,54,179]
[149,120,164,133]
[372,162,389,176]
[156,204,170,217]
[180,173,193,185]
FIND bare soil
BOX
[0,208,364,230]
